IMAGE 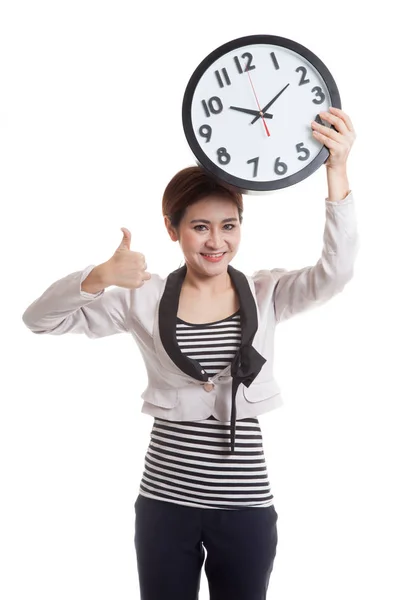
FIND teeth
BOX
[202,253,224,257]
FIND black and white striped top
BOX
[137,310,274,510]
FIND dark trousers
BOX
[134,494,278,600]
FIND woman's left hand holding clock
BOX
[311,106,356,201]
[311,107,356,171]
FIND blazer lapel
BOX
[158,264,203,381]
[158,263,266,382]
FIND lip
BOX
[200,252,226,263]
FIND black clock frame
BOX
[182,34,341,193]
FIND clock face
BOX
[182,35,341,192]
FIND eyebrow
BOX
[189,218,238,224]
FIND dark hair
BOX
[162,165,243,229]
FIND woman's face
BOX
[165,194,241,277]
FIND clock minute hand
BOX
[230,106,273,119]
[251,83,290,124]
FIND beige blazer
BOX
[22,192,359,453]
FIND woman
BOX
[22,107,358,600]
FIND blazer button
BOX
[203,382,214,392]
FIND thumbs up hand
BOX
[102,228,152,289]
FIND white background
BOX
[1,1,399,599]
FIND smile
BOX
[200,252,226,262]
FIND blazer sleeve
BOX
[21,264,134,338]
[269,191,360,324]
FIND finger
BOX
[118,227,131,251]
[312,129,341,150]
[311,121,342,143]
[138,253,146,267]
[318,111,349,136]
[142,271,152,281]
[328,107,355,133]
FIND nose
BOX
[205,228,224,249]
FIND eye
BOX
[193,224,236,231]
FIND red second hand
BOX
[247,70,270,137]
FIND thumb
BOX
[118,227,131,251]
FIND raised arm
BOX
[271,192,359,323]
[270,108,359,323]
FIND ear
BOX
[164,215,179,242]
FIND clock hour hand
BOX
[250,83,290,124]
[230,105,273,119]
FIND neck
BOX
[182,264,232,295]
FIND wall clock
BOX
[182,34,341,193]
